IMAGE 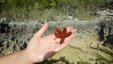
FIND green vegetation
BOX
[0,0,110,21]
[95,54,113,63]
[77,61,90,64]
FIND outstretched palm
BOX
[26,23,76,63]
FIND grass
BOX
[74,8,95,20]
[77,61,90,64]
[0,0,110,21]
[95,54,110,62]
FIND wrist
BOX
[0,49,34,64]
[25,48,44,63]
[18,49,34,64]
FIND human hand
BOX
[25,23,76,63]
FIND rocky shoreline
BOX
[0,11,113,64]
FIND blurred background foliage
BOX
[2,0,108,9]
[0,0,111,21]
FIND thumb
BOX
[34,23,49,38]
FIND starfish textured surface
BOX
[54,27,72,44]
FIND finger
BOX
[66,27,73,31]
[34,23,49,38]
[64,29,77,42]
[65,32,76,43]
[70,29,77,34]
[67,27,77,33]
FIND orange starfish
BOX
[54,27,72,44]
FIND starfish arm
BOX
[65,32,72,37]
[63,27,67,32]
[54,27,72,44]
[55,28,62,34]
[60,38,65,44]
[54,32,61,38]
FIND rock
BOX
[67,16,74,20]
